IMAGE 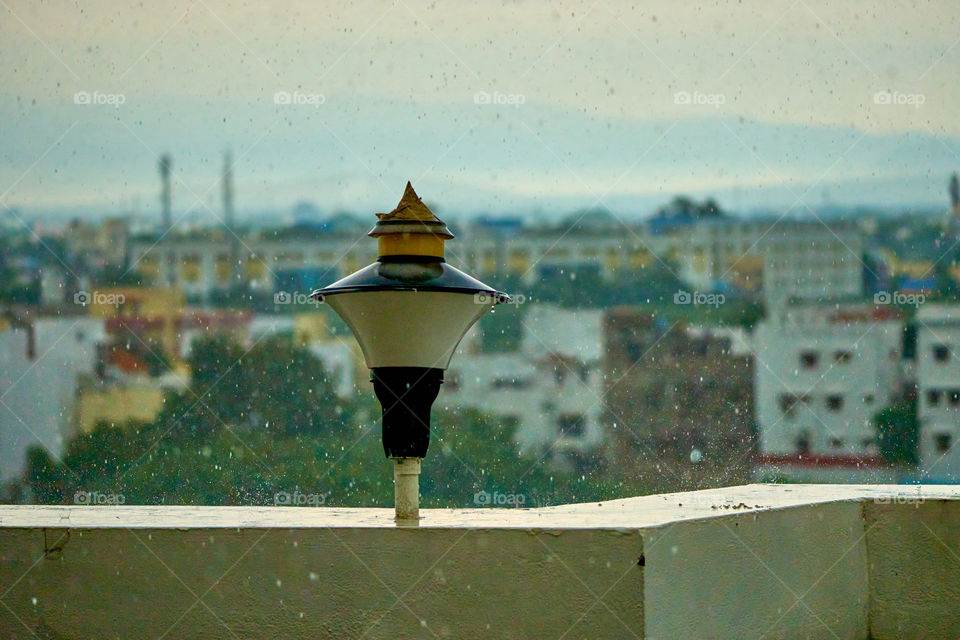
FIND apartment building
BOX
[753,304,904,478]
[602,307,754,469]
[915,304,960,481]
[439,305,605,470]
[0,316,107,483]
[127,216,864,313]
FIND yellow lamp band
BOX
[377,233,445,259]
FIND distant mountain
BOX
[2,95,956,221]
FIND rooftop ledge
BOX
[1,484,958,639]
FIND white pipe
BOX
[393,457,421,520]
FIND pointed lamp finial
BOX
[369,182,453,259]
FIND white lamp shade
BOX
[325,290,491,369]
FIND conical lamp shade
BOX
[313,260,507,369]
[325,289,491,369]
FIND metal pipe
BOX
[393,457,421,520]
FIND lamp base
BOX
[371,367,443,458]
[393,457,421,520]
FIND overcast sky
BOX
[2,0,959,221]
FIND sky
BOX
[1,0,959,222]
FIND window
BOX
[833,350,853,364]
[829,437,844,449]
[929,389,942,407]
[778,394,799,416]
[492,376,530,390]
[863,394,875,405]
[933,345,950,363]
[799,351,819,369]
[553,368,566,385]
[796,432,811,455]
[558,414,586,438]
[826,395,844,411]
[951,391,960,407]
[935,433,952,453]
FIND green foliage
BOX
[18,333,690,508]
[654,196,727,220]
[24,446,63,503]
[874,396,919,465]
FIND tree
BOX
[244,334,338,435]
[875,396,919,465]
[25,446,65,503]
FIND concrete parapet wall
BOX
[0,484,957,639]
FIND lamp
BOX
[311,182,508,519]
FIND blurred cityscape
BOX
[4,157,960,506]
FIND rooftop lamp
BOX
[311,182,508,520]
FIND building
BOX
[760,220,864,311]
[128,225,373,302]
[440,305,605,470]
[753,303,905,481]
[915,304,960,481]
[76,384,167,433]
[64,217,129,272]
[129,214,864,315]
[0,316,106,483]
[602,307,754,472]
[651,217,863,307]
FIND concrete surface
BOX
[0,484,957,639]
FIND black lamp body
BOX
[371,366,443,458]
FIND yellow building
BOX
[87,287,185,364]
[293,312,328,344]
[77,386,166,432]
[877,249,933,279]
[724,254,764,292]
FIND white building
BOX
[439,305,605,468]
[760,220,863,312]
[308,340,359,399]
[754,304,903,467]
[668,218,863,309]
[916,305,960,481]
[130,217,863,316]
[0,317,106,483]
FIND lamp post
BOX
[311,182,508,520]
